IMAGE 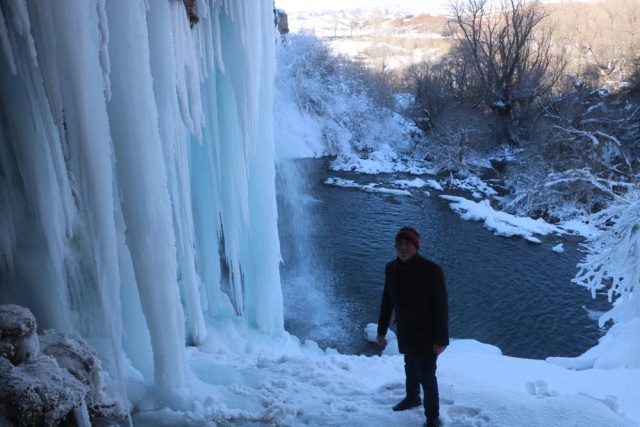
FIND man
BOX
[377,227,449,427]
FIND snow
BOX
[548,318,640,371]
[325,177,412,196]
[441,196,565,243]
[330,150,436,175]
[1,1,639,426]
[121,320,640,426]
[324,176,446,197]
[447,176,499,199]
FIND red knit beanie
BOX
[396,227,420,250]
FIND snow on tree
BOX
[573,192,640,326]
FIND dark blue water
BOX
[276,158,610,359]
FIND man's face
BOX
[395,238,417,261]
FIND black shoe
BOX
[392,395,421,411]
[424,417,442,427]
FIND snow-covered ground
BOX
[129,318,640,426]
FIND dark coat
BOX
[377,253,449,356]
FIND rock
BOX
[0,305,127,425]
[39,331,100,393]
[0,304,40,365]
[39,330,126,421]
[275,8,289,35]
[182,0,199,28]
[0,355,89,427]
[0,341,14,360]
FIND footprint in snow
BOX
[443,404,491,426]
[525,380,557,398]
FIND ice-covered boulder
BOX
[275,8,289,35]
[0,341,14,360]
[0,304,127,425]
[0,304,40,365]
[39,330,125,420]
[0,355,89,426]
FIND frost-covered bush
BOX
[499,83,640,221]
[501,167,631,221]
[540,86,640,180]
[573,192,640,326]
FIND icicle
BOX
[147,0,207,346]
[0,132,17,271]
[1,0,284,410]
[170,0,205,140]
[243,0,283,334]
[96,0,111,101]
[9,0,38,68]
[104,0,186,395]
[212,0,225,73]
[0,1,75,332]
[73,402,91,427]
[0,5,17,75]
[29,3,68,152]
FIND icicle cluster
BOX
[0,0,283,401]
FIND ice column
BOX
[104,0,187,392]
[0,0,284,400]
[191,0,285,333]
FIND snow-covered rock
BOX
[0,355,89,426]
[0,305,40,365]
[0,305,127,426]
[39,331,125,421]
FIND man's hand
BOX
[433,344,447,355]
[376,333,387,348]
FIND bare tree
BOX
[448,0,566,141]
[370,8,385,37]
[348,9,362,37]
[404,59,464,131]
[331,12,340,37]
[549,0,640,89]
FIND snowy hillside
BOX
[275,1,452,70]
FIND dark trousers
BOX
[404,353,439,420]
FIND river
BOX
[276,158,610,359]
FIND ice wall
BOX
[0,0,283,399]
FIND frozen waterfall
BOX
[0,0,283,401]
